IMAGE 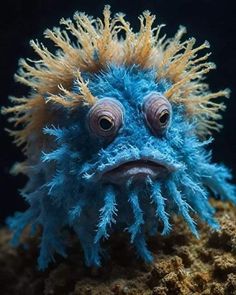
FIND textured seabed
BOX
[0,199,236,295]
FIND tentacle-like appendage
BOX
[94,185,117,243]
[147,177,171,235]
[41,146,69,162]
[6,205,40,246]
[128,190,144,243]
[73,219,101,267]
[68,199,84,226]
[180,173,219,230]
[43,125,66,143]
[133,233,153,263]
[201,163,236,204]
[46,170,65,196]
[71,193,102,268]
[166,179,199,237]
[37,199,67,270]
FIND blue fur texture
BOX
[7,65,236,270]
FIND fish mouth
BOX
[102,159,171,184]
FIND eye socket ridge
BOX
[143,92,172,135]
[88,98,124,138]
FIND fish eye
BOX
[88,98,123,138]
[143,92,172,135]
[159,110,170,125]
[98,116,114,131]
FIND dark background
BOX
[0,0,235,224]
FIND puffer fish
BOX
[2,6,235,270]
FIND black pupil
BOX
[159,111,169,124]
[99,117,113,130]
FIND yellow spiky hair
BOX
[3,5,229,153]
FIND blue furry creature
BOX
[2,6,236,270]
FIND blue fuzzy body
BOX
[7,65,236,269]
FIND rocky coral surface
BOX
[0,200,236,295]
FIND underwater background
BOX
[0,0,235,225]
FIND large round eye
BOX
[143,92,172,135]
[88,98,123,139]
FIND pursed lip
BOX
[102,158,172,183]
